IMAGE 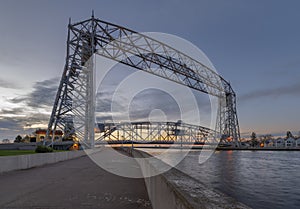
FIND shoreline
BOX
[216,147,300,151]
[110,144,300,151]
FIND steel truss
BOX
[47,15,240,147]
[96,121,216,144]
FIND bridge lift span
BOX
[96,121,216,144]
[46,14,240,147]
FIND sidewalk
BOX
[0,154,152,209]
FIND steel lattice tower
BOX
[46,15,240,147]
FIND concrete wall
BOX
[132,149,251,209]
[0,151,86,173]
[0,143,36,150]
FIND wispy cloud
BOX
[238,82,300,102]
[0,107,25,115]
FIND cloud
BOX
[0,78,20,89]
[96,87,211,124]
[0,107,25,115]
[0,115,26,139]
[0,110,50,139]
[0,117,21,130]
[95,87,182,122]
[0,78,59,139]
[8,77,59,108]
[0,109,49,126]
[8,96,27,104]
[272,60,300,75]
[26,78,59,108]
[238,82,300,103]
[129,89,181,120]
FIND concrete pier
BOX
[0,148,251,209]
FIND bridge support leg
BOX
[217,93,240,146]
[85,55,95,148]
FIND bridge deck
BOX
[0,155,152,209]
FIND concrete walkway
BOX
[0,155,152,209]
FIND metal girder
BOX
[95,121,216,144]
[47,15,241,146]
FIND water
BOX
[148,150,300,209]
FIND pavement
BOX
[0,154,152,209]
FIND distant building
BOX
[285,137,296,148]
[275,138,285,148]
[264,139,276,147]
[22,135,37,143]
[296,138,300,147]
[35,129,63,142]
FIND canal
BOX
[147,149,300,209]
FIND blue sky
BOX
[0,0,299,139]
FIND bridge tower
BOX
[46,16,97,148]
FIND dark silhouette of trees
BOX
[286,131,294,139]
[250,132,258,147]
[14,135,23,143]
[2,139,10,143]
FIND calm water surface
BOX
[148,150,300,209]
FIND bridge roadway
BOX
[0,154,152,209]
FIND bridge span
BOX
[95,121,217,144]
